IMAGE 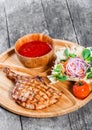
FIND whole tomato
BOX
[73,81,90,99]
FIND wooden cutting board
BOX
[0,39,92,118]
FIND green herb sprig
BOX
[52,64,67,81]
[87,72,92,79]
[64,49,76,58]
[82,48,92,64]
[82,49,91,59]
[82,48,92,79]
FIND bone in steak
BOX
[3,67,62,110]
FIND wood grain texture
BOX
[41,1,89,130]
[21,116,71,130]
[66,0,92,130]
[41,0,76,42]
[0,1,9,53]
[66,0,92,47]
[4,0,73,130]
[0,108,21,130]
[4,0,48,46]
[68,102,92,130]
[0,1,22,130]
[0,40,91,118]
[21,0,75,129]
[0,0,92,130]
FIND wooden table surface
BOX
[0,0,92,130]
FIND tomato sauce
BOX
[18,41,52,57]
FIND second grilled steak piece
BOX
[3,67,62,110]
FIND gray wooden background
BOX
[0,0,92,130]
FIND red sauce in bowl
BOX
[18,41,52,57]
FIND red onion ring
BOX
[66,57,89,78]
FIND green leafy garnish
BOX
[69,53,76,58]
[87,68,91,73]
[82,49,91,60]
[87,72,92,79]
[53,64,61,73]
[64,48,76,58]
[60,59,66,62]
[86,56,92,61]
[56,75,67,81]
[64,49,69,57]
[52,64,62,77]
[52,64,67,81]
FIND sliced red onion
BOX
[66,57,89,78]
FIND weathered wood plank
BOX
[68,110,86,130]
[41,0,77,42]
[0,1,22,130]
[21,116,71,130]
[0,108,22,130]
[42,0,90,130]
[66,0,92,47]
[0,1,9,53]
[68,101,92,130]
[66,0,92,130]
[4,0,72,130]
[4,0,48,46]
[79,101,92,130]
[3,0,92,130]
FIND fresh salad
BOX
[49,47,92,83]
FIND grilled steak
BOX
[3,67,62,110]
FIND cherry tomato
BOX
[73,81,90,99]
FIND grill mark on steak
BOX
[3,67,62,110]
